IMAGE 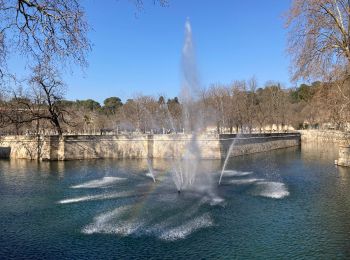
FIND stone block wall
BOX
[299,130,350,145]
[0,135,47,160]
[219,134,300,158]
[0,133,301,160]
[61,135,149,160]
[152,134,222,159]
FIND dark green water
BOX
[1,144,350,259]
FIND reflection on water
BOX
[301,142,339,162]
[1,145,350,259]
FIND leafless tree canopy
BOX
[0,0,90,70]
[287,0,350,82]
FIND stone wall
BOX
[62,135,149,160]
[299,130,350,167]
[336,146,350,167]
[152,134,222,159]
[0,133,301,160]
[299,130,350,145]
[0,135,47,160]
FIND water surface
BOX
[1,144,350,259]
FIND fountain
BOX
[146,158,156,183]
[219,137,237,185]
[169,18,205,193]
[53,19,291,244]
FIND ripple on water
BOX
[71,177,126,189]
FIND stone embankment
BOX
[0,133,300,161]
[335,146,350,167]
[299,130,350,144]
[299,130,350,167]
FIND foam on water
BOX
[252,181,290,199]
[82,194,214,240]
[71,177,126,189]
[82,205,144,236]
[58,195,97,204]
[159,213,213,241]
[209,197,225,206]
[145,172,156,181]
[58,191,135,204]
[228,178,264,185]
[84,220,144,236]
[146,198,209,234]
[221,170,253,177]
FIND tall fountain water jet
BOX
[171,18,204,193]
[180,18,204,133]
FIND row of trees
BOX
[1,0,350,136]
[1,76,349,135]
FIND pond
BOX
[1,144,350,259]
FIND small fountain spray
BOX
[218,137,236,185]
[147,158,156,183]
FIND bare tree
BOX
[287,0,350,81]
[0,0,90,134]
[0,0,90,70]
[1,62,70,135]
[29,62,70,135]
[287,0,350,118]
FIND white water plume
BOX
[146,158,156,183]
[82,205,142,236]
[228,178,264,185]
[170,19,205,193]
[82,196,214,240]
[251,181,290,199]
[58,191,135,204]
[219,137,238,185]
[220,170,253,177]
[71,177,126,189]
[159,213,213,241]
[181,18,202,133]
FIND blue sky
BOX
[11,0,294,103]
